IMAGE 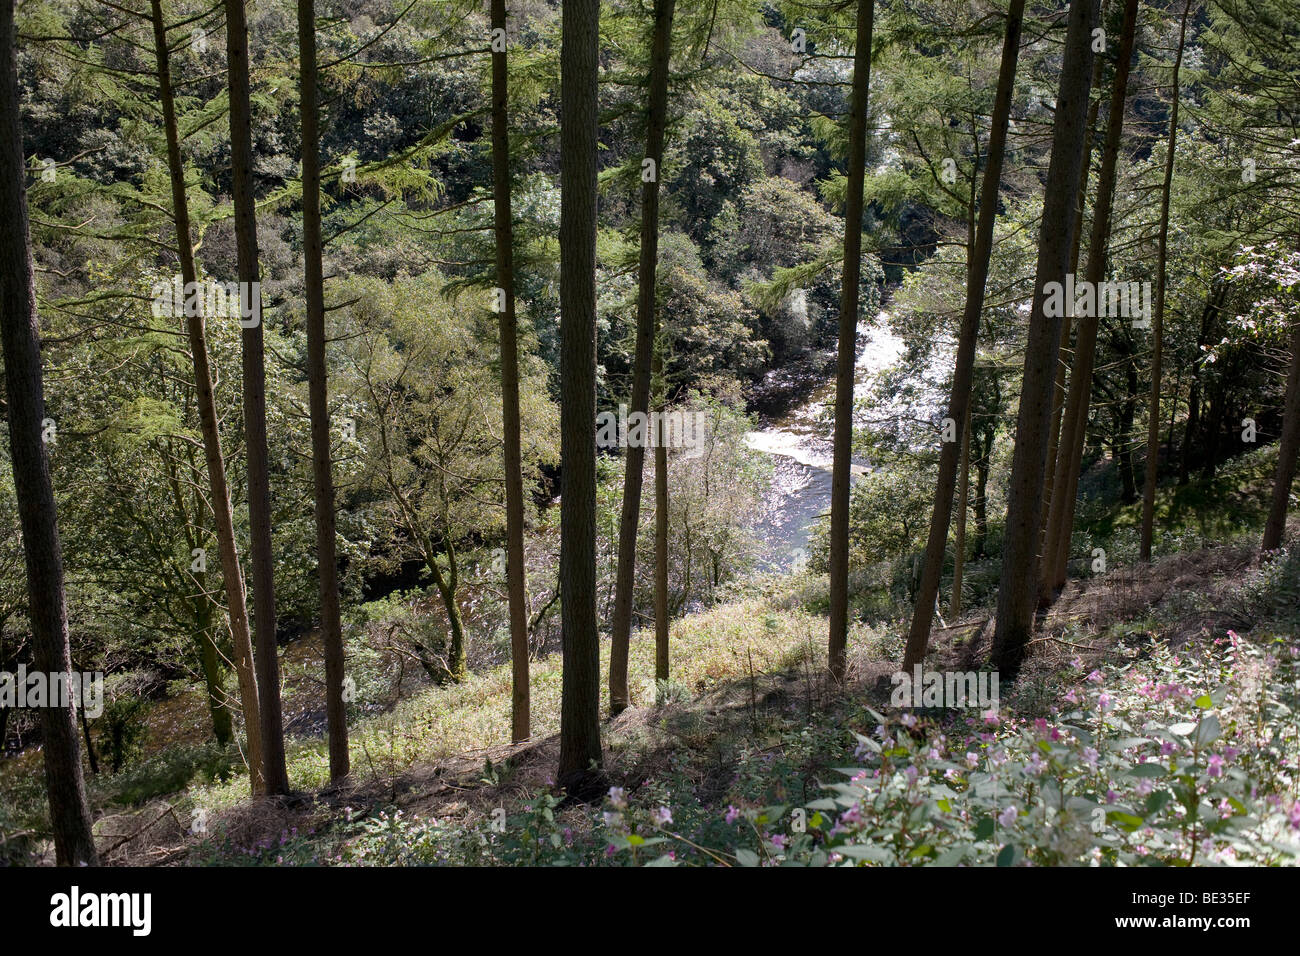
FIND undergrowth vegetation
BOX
[164,542,1300,868]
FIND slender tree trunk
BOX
[1166,364,1181,455]
[489,0,531,743]
[225,0,289,796]
[973,430,991,558]
[902,0,1022,669]
[610,0,676,716]
[194,559,233,746]
[828,0,874,681]
[78,701,97,776]
[1180,283,1224,484]
[150,0,263,793]
[950,406,971,617]
[1201,383,1223,481]
[1042,0,1138,597]
[1119,351,1138,503]
[556,0,604,799]
[1140,0,1191,560]
[197,606,233,746]
[1264,319,1300,550]
[297,0,348,781]
[654,344,669,683]
[1040,16,1106,570]
[424,543,467,682]
[0,0,98,864]
[990,0,1100,676]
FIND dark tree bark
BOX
[150,0,262,791]
[1042,0,1139,597]
[950,406,971,618]
[991,0,1100,676]
[225,0,289,795]
[902,0,1024,669]
[489,0,531,744]
[973,425,992,559]
[556,0,604,799]
[195,589,233,747]
[1264,319,1300,550]
[1140,0,1192,560]
[828,0,874,681]
[654,344,669,683]
[1040,12,1106,570]
[0,0,97,865]
[1120,345,1139,504]
[609,0,676,716]
[297,0,348,780]
[1180,282,1226,484]
[1200,384,1224,481]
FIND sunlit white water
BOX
[745,313,909,570]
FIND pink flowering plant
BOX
[806,633,1299,866]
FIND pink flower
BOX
[724,805,740,825]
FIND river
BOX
[744,311,921,570]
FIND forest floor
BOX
[38,528,1290,867]
[3,443,1297,865]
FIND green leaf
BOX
[996,844,1018,867]
[1109,811,1145,831]
[1128,763,1165,778]
[932,845,968,867]
[853,733,882,753]
[838,844,893,863]
[974,816,995,841]
[734,848,760,867]
[1145,790,1173,815]
[1169,722,1197,737]
[1194,715,1222,746]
